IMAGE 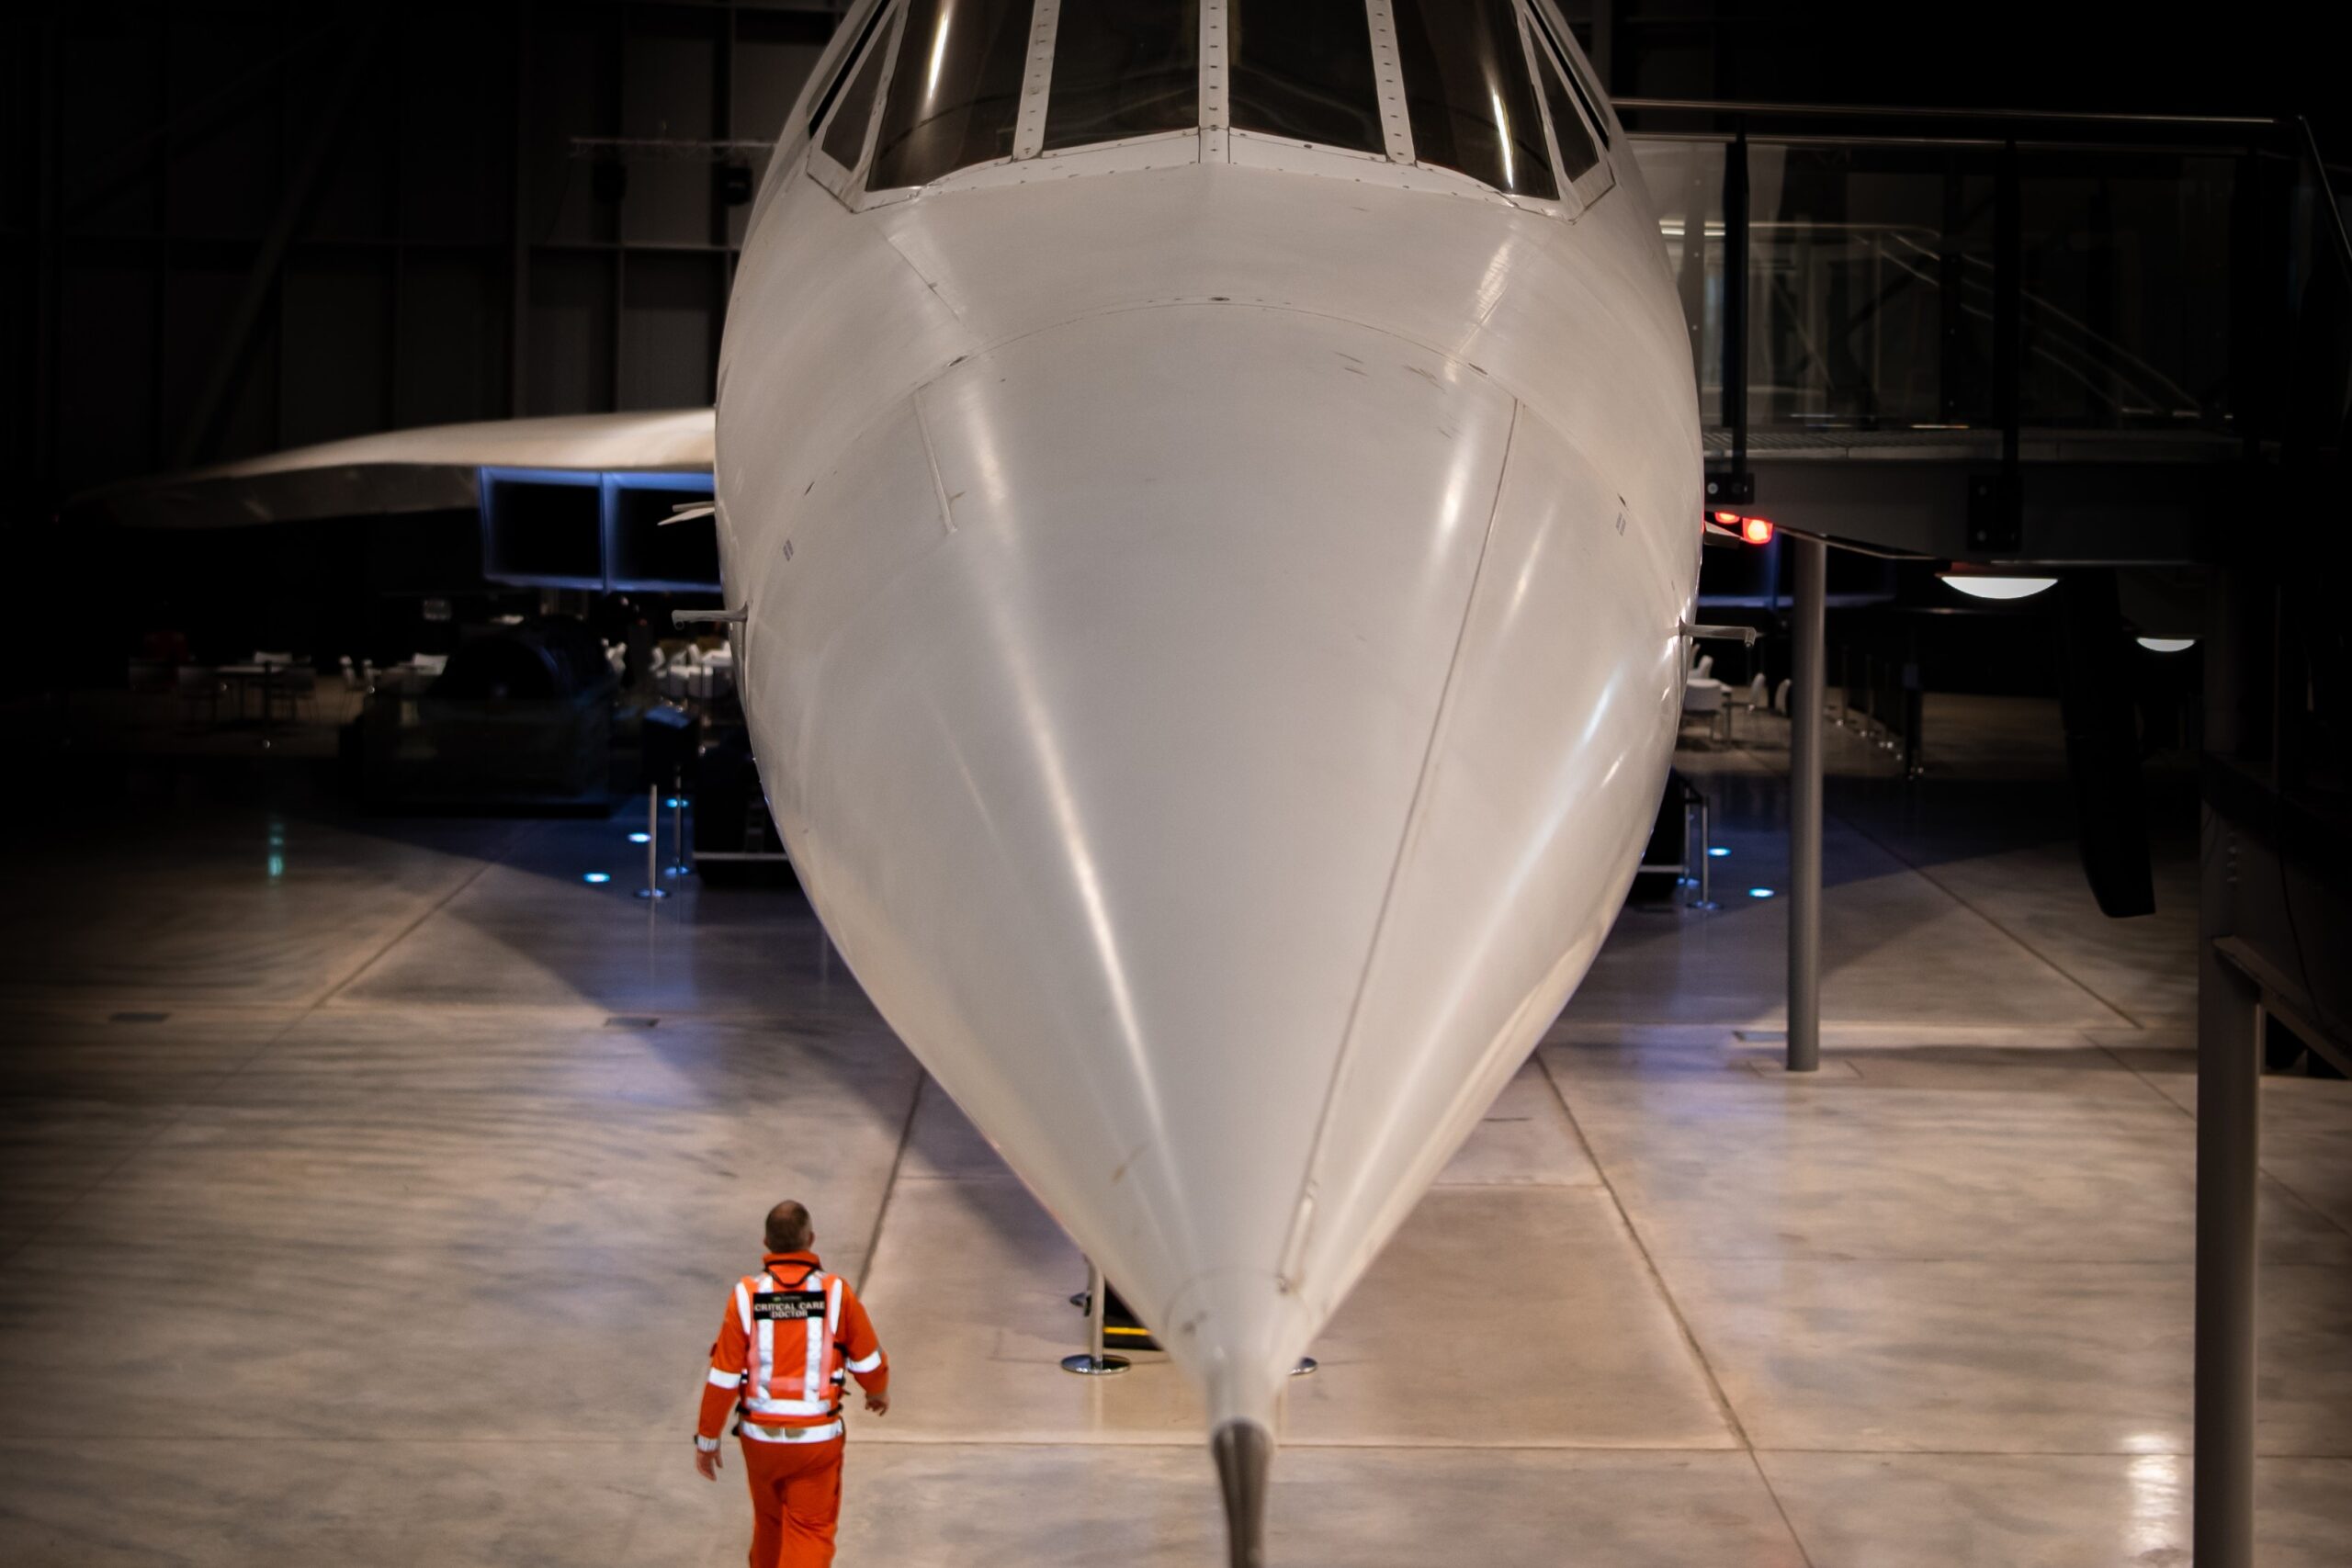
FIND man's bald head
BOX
[764,1201,813,1253]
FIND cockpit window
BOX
[1525,2,1610,148]
[1045,0,1199,152]
[870,0,1035,190]
[820,0,1606,208]
[1527,24,1599,181]
[818,17,894,173]
[810,2,894,140]
[1387,0,1557,201]
[1228,0,1385,155]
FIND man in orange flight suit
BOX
[695,1201,890,1568]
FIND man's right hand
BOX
[865,1391,890,1416]
[694,1445,723,1483]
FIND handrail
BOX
[2289,116,2352,281]
[1617,96,2275,129]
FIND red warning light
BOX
[1710,510,1776,546]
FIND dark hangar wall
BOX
[9,1,846,520]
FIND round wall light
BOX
[1939,568,2059,601]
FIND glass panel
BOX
[1627,139,1724,400]
[1045,0,1198,152]
[809,2,895,135]
[1531,41,1598,183]
[870,0,1034,189]
[820,22,892,170]
[1228,0,1383,155]
[1524,1,1607,147]
[1390,0,1556,200]
[2017,153,2235,429]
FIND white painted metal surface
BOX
[718,0,1701,1462]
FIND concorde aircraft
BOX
[81,5,1702,1561]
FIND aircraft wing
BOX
[68,409,715,529]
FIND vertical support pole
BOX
[1061,1259,1130,1375]
[32,13,62,504]
[1994,138,2022,490]
[1787,536,1826,1073]
[509,0,531,416]
[1723,126,1750,479]
[637,784,670,899]
[669,790,688,877]
[2193,815,2260,1568]
[2192,561,2260,1568]
[1939,152,1965,422]
[1693,795,1717,910]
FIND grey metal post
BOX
[1692,794,1719,910]
[636,785,670,900]
[1787,536,1826,1073]
[2193,837,2260,1564]
[1062,1259,1129,1375]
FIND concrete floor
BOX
[1,698,2346,1565]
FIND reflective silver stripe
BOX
[695,1434,720,1453]
[734,1280,752,1337]
[705,1367,740,1389]
[739,1418,843,1445]
[802,1272,826,1406]
[827,1277,843,1338]
[744,1393,835,1417]
[846,1350,883,1374]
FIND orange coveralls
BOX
[698,1250,889,1568]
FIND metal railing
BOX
[1620,102,2352,546]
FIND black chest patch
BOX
[752,1291,829,1323]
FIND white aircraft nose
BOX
[747,303,1680,1442]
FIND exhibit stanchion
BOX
[636,785,669,900]
[1690,795,1720,910]
[665,785,691,878]
[1061,1260,1131,1376]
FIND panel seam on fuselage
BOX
[910,388,957,534]
[1274,398,1525,1292]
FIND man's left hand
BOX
[694,1445,723,1482]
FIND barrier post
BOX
[1061,1259,1131,1376]
[636,785,670,900]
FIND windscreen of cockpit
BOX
[1227,0,1385,155]
[1045,0,1199,151]
[845,0,1599,206]
[870,0,1034,190]
[1389,0,1558,200]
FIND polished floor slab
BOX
[1,707,2345,1565]
[1758,1451,2352,1568]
